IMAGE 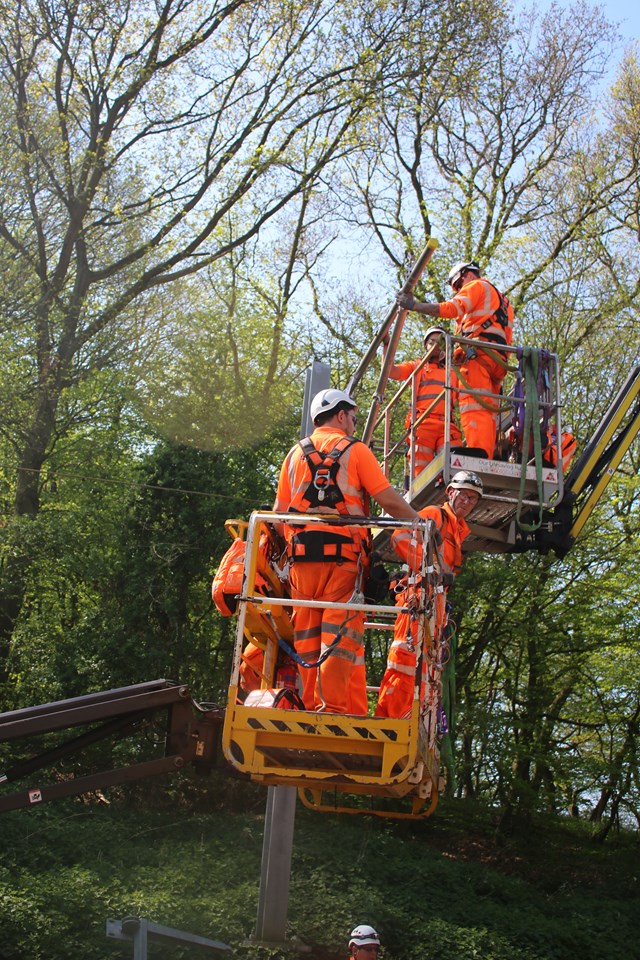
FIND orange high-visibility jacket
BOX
[389,359,458,422]
[212,534,272,616]
[439,277,514,347]
[546,429,577,472]
[391,501,470,579]
[275,426,389,516]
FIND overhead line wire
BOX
[9,465,274,506]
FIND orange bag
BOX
[212,536,273,615]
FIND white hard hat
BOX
[424,330,444,349]
[349,925,380,949]
[448,260,480,290]
[423,326,447,350]
[310,388,357,424]
[447,470,483,496]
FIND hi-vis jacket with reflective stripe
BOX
[439,277,514,347]
[274,425,391,553]
[275,426,389,516]
[389,360,457,421]
[391,501,470,579]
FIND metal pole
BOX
[106,917,231,957]
[253,359,330,945]
[254,785,298,942]
[346,237,438,400]
[360,239,439,446]
[133,919,147,960]
[301,360,331,438]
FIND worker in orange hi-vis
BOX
[388,330,462,477]
[505,422,577,474]
[375,471,482,719]
[274,388,422,715]
[397,262,514,460]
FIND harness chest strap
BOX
[287,434,369,563]
[291,435,359,514]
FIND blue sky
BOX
[601,0,638,41]
[515,0,638,43]
[561,0,637,42]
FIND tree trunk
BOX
[0,385,59,689]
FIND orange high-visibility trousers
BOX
[375,613,419,719]
[375,591,446,719]
[410,419,463,477]
[290,560,366,714]
[457,352,505,459]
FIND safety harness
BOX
[458,281,513,349]
[452,284,515,409]
[283,435,374,684]
[292,435,358,513]
[287,434,368,565]
[486,282,512,336]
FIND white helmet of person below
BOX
[447,470,483,497]
[349,925,381,949]
[448,260,481,290]
[310,388,357,424]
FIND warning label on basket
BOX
[449,454,557,483]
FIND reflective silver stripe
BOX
[321,643,355,663]
[323,622,364,643]
[458,397,497,412]
[294,626,322,641]
[459,280,507,340]
[390,638,415,653]
[392,529,417,547]
[386,661,415,676]
[414,442,437,456]
[295,645,321,660]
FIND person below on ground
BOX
[348,925,381,960]
[274,388,421,715]
[387,330,461,477]
[397,261,514,460]
[375,470,482,719]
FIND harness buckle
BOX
[313,467,332,501]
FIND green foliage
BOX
[449,471,640,824]
[0,797,638,960]
[136,268,309,452]
[0,0,638,883]
[4,429,292,709]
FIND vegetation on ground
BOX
[1,780,638,960]
[0,2,638,954]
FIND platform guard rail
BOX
[221,510,452,818]
[359,330,564,554]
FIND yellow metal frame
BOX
[220,511,446,819]
[567,365,640,541]
[298,784,440,820]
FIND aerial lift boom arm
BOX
[514,364,640,555]
[0,680,222,813]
